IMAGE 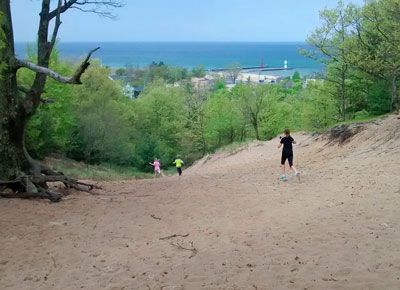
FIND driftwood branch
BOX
[16,47,100,85]
[0,160,100,202]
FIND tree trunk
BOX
[0,0,28,182]
[391,76,398,113]
[0,121,29,179]
[229,125,235,143]
[340,64,347,121]
[253,121,260,141]
[199,114,207,155]
[0,109,30,183]
[0,0,96,201]
[341,87,346,121]
[0,1,53,198]
[241,127,245,141]
[251,110,260,141]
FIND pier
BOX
[208,66,293,73]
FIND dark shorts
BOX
[176,167,182,176]
[281,153,293,167]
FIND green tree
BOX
[302,0,355,120]
[115,68,126,76]
[0,0,122,201]
[258,93,281,139]
[345,0,400,112]
[185,89,209,156]
[292,71,301,81]
[300,81,338,129]
[133,82,187,169]
[70,63,135,165]
[232,84,274,140]
[192,65,206,78]
[204,88,244,149]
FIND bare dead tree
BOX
[0,0,123,201]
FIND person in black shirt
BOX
[277,129,299,181]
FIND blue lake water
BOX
[14,42,323,77]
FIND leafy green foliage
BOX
[133,81,187,170]
[204,88,244,149]
[299,81,338,129]
[192,65,206,78]
[344,0,400,112]
[70,63,135,165]
[302,0,398,118]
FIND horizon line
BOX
[14,40,308,44]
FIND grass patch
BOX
[309,113,393,133]
[44,157,183,180]
[45,157,153,181]
[333,112,392,127]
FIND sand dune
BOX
[1,115,400,290]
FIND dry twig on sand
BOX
[51,256,57,268]
[159,234,189,240]
[150,214,162,220]
[170,241,198,258]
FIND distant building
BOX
[166,83,182,88]
[191,76,217,90]
[122,84,134,98]
[303,78,323,88]
[275,76,287,83]
[121,84,144,99]
[133,87,144,98]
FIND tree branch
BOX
[48,0,75,19]
[49,0,63,52]
[40,98,55,103]
[16,47,100,84]
[48,0,124,20]
[18,85,30,94]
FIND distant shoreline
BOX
[14,40,309,44]
[14,41,323,76]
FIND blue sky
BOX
[11,0,364,42]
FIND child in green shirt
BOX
[173,156,184,176]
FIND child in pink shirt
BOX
[149,158,162,178]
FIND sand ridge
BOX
[1,115,400,290]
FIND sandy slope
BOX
[1,116,400,290]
